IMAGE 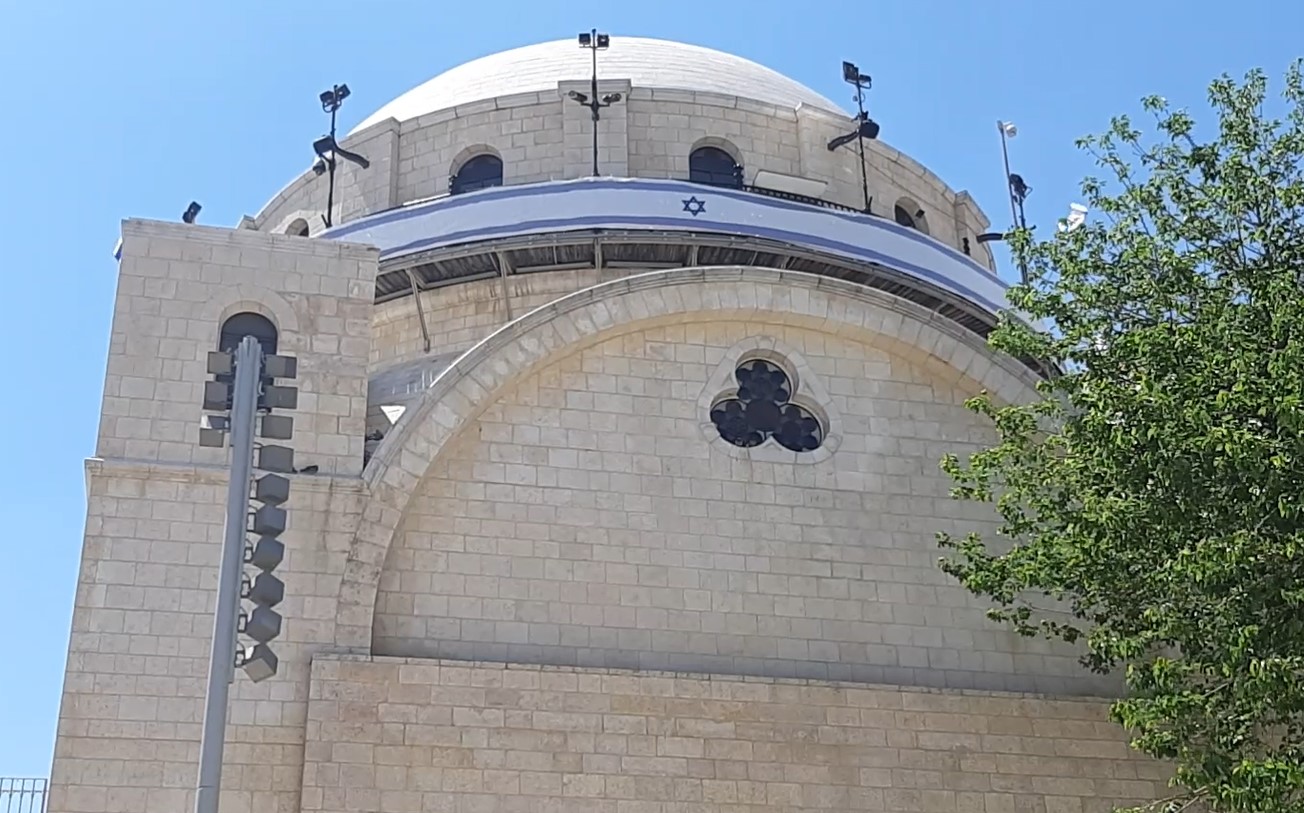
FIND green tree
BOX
[939,63,1304,813]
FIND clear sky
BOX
[0,0,1294,779]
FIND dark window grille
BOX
[450,154,504,195]
[689,147,743,189]
[710,358,824,452]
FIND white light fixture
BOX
[1058,203,1089,233]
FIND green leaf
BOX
[939,61,1304,813]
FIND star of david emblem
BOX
[682,196,706,217]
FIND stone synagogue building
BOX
[51,37,1169,813]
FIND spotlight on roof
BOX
[182,201,202,224]
[976,232,1007,244]
[568,90,588,104]
[579,31,610,49]
[312,135,370,169]
[319,83,350,113]
[601,92,622,105]
[312,158,327,176]
[842,60,870,87]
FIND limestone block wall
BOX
[251,86,994,267]
[102,220,378,476]
[372,318,1111,696]
[302,656,1168,813]
[48,462,368,813]
[368,268,648,370]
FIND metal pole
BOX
[324,105,337,228]
[590,32,600,177]
[194,335,261,813]
[997,121,1029,285]
[998,121,1018,227]
[855,90,870,214]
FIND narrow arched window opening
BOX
[450,154,503,195]
[894,205,916,229]
[219,312,278,357]
[689,146,743,189]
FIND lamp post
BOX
[570,29,622,177]
[315,84,370,229]
[194,337,298,813]
[827,61,880,215]
[994,120,1032,284]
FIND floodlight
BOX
[237,643,278,683]
[243,606,282,644]
[602,92,621,104]
[246,536,285,571]
[183,201,202,224]
[258,444,295,474]
[202,414,230,431]
[263,354,298,380]
[245,572,285,607]
[254,473,290,506]
[202,381,231,411]
[260,414,293,440]
[261,384,298,411]
[595,33,610,49]
[251,503,286,536]
[578,32,591,47]
[207,351,233,376]
[320,83,350,113]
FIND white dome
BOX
[351,37,846,133]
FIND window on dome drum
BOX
[450,154,503,195]
[894,204,917,229]
[710,358,824,452]
[689,147,744,189]
[286,218,310,237]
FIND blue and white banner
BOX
[324,177,1010,316]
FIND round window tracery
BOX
[709,358,824,452]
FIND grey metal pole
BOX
[998,121,1019,227]
[194,335,261,813]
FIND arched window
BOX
[286,218,310,237]
[689,147,743,189]
[219,312,278,356]
[450,154,503,195]
[893,200,930,234]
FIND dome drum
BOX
[324,178,1024,367]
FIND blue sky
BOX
[0,0,1293,778]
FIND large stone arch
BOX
[333,266,1036,649]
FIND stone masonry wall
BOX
[48,462,366,813]
[302,656,1168,813]
[101,220,377,476]
[254,88,993,266]
[373,319,1112,696]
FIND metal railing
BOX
[0,778,47,813]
